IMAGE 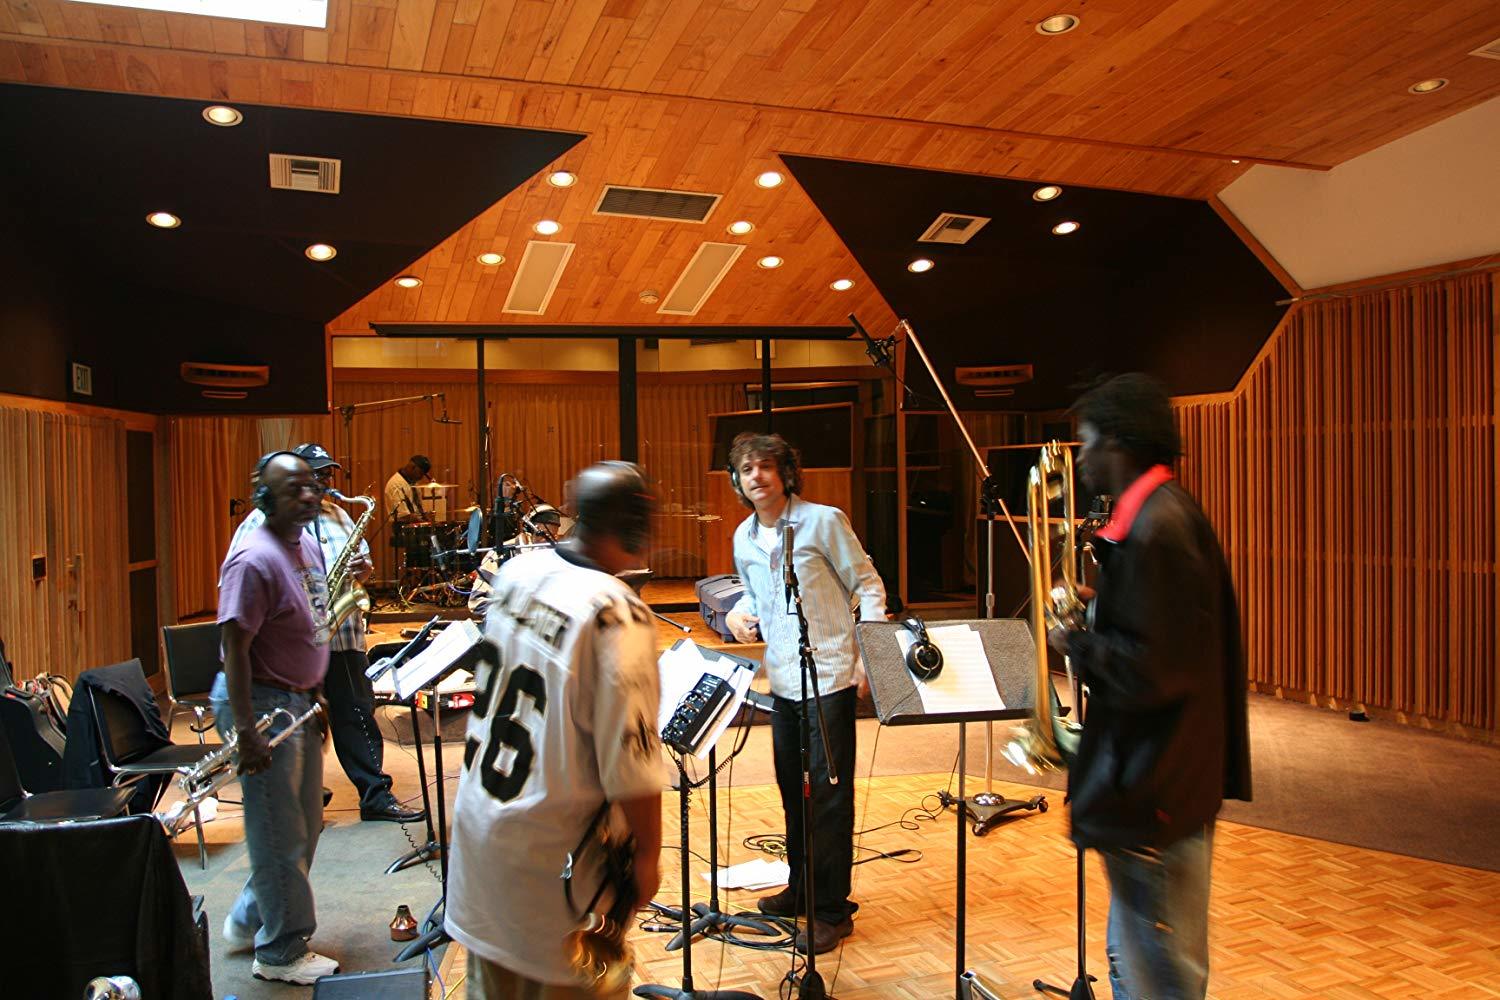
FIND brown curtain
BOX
[1174,273,1496,732]
[0,405,130,681]
[167,415,333,619]
[639,381,745,577]
[332,378,621,583]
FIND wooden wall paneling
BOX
[1174,273,1496,734]
[638,380,744,578]
[0,405,131,682]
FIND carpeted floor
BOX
[170,691,1500,998]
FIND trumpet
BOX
[156,702,323,835]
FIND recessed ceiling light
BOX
[533,219,561,236]
[547,170,577,188]
[394,275,422,288]
[202,104,243,126]
[477,252,505,266]
[1032,185,1062,202]
[755,171,784,189]
[1036,13,1080,35]
[1052,221,1080,236]
[1231,159,1241,164]
[639,289,660,304]
[830,279,854,291]
[757,255,784,269]
[727,220,755,235]
[908,258,935,273]
[1408,78,1448,94]
[304,243,336,261]
[146,211,181,229]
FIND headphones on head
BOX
[902,616,943,680]
[251,451,301,515]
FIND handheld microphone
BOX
[849,313,892,369]
[783,523,795,591]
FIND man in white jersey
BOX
[446,461,663,1000]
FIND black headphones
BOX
[251,451,301,515]
[902,616,943,680]
[728,462,743,498]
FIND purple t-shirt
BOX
[217,523,331,690]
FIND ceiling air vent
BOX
[955,364,1032,389]
[269,153,341,194]
[503,241,575,315]
[1471,36,1500,60]
[919,213,990,245]
[659,243,745,316]
[595,185,721,223]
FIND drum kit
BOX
[393,477,574,608]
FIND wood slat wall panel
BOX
[1174,273,1496,733]
[0,405,131,681]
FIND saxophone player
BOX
[227,443,423,825]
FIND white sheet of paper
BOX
[389,619,484,701]
[701,858,790,891]
[896,624,1005,715]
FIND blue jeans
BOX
[1099,823,1214,1000]
[212,674,325,965]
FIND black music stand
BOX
[378,627,497,963]
[637,643,770,1000]
[854,619,1038,1000]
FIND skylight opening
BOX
[73,0,328,29]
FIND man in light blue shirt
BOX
[724,432,886,954]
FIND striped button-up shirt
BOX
[228,500,369,652]
[730,495,887,699]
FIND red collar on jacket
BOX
[1096,464,1174,543]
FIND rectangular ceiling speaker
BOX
[268,153,341,194]
[595,185,721,223]
[503,241,576,315]
[658,242,745,316]
[1471,36,1500,60]
[919,212,990,244]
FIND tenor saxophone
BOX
[325,490,375,631]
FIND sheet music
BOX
[896,623,1005,715]
[391,618,484,701]
[657,639,754,759]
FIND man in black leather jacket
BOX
[1048,373,1251,1000]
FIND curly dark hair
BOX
[727,432,802,508]
[1071,373,1181,469]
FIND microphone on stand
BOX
[783,522,795,594]
[430,532,448,571]
[434,392,462,425]
[849,313,893,369]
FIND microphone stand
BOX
[784,525,836,1000]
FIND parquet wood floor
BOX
[436,771,1500,999]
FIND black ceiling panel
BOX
[784,156,1288,411]
[0,83,582,412]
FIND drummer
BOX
[384,455,432,521]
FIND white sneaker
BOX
[222,913,255,952]
[253,951,340,985]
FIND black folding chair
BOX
[88,683,220,869]
[160,622,222,744]
[0,724,132,823]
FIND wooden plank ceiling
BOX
[3,0,1499,334]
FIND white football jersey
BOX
[445,546,663,986]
